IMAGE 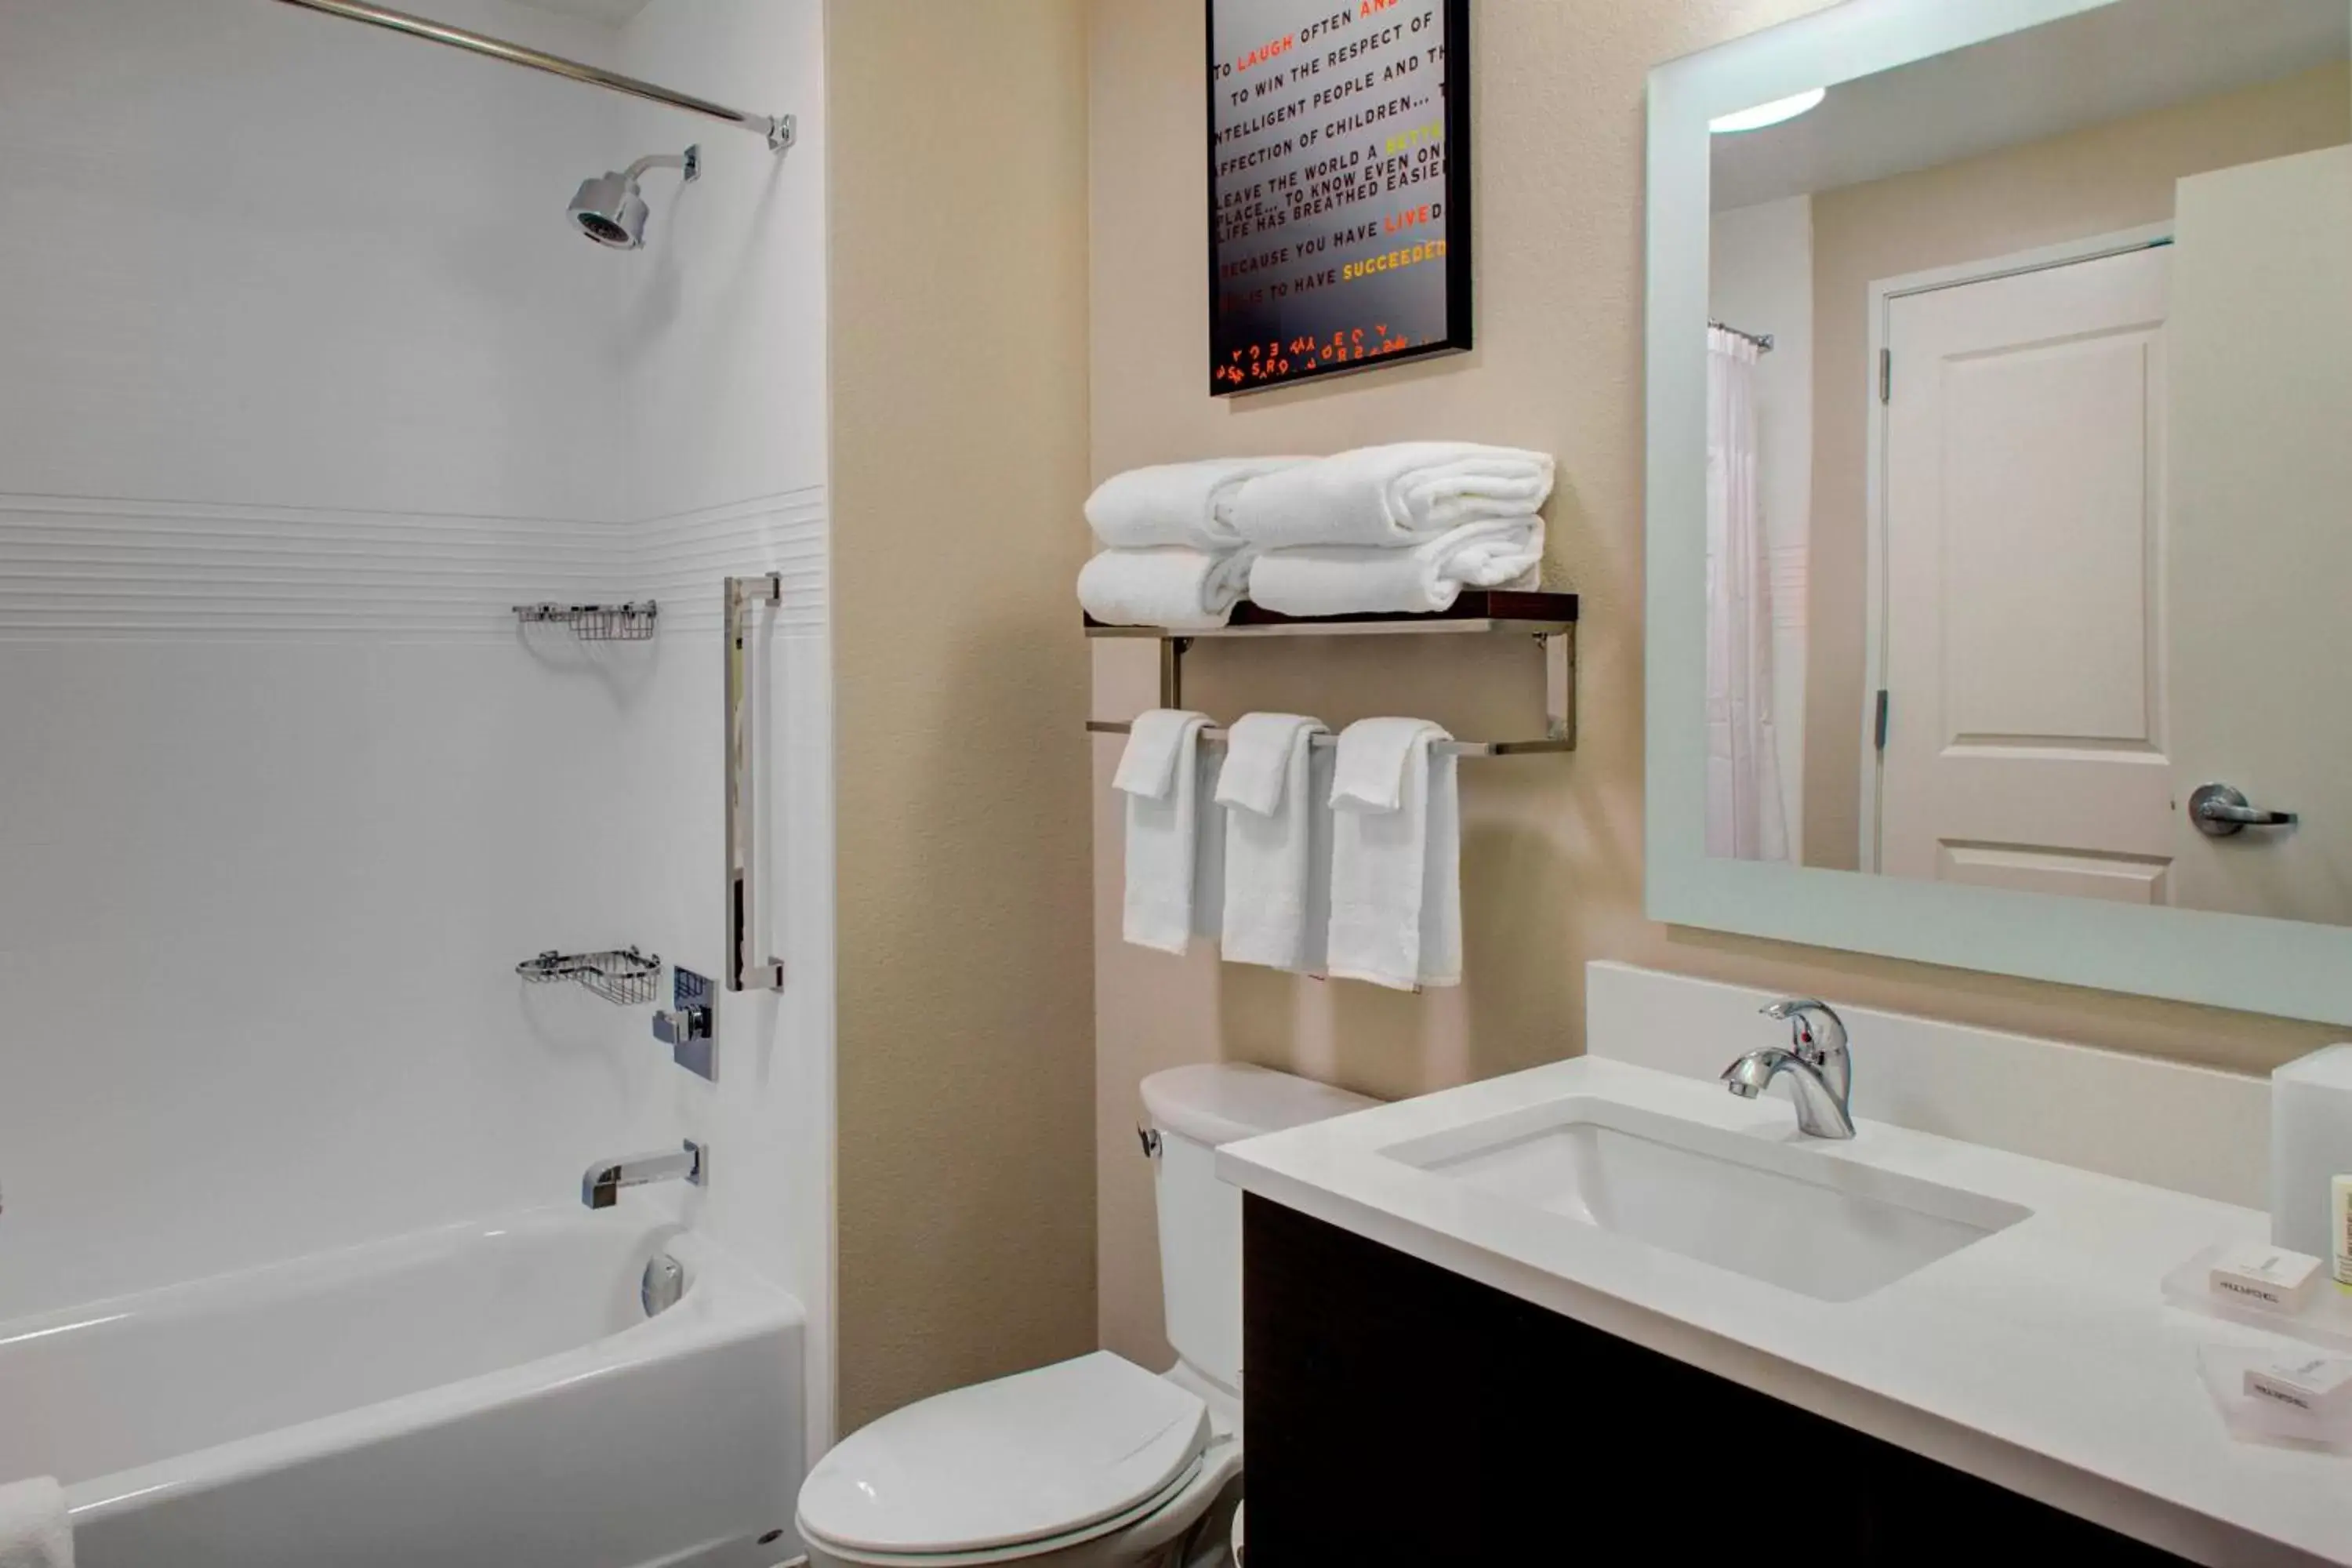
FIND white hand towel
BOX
[1327,718,1462,990]
[0,1478,72,1568]
[1229,441,1555,548]
[1216,714,1331,972]
[1085,457,1312,551]
[1116,710,1212,953]
[1192,745,1227,946]
[1078,547,1254,631]
[1247,517,1544,616]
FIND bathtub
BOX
[0,1207,804,1568]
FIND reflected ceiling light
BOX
[1709,87,1827,134]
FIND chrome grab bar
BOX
[724,575,786,992]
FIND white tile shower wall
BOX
[615,489,836,1467]
[615,0,834,1460]
[0,495,630,639]
[616,0,830,521]
[0,0,633,519]
[0,488,831,1300]
[0,637,678,1313]
[0,0,642,1323]
[634,492,829,633]
[0,2,837,1484]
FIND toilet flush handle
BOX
[1137,1124,1162,1158]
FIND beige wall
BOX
[1802,62,2352,869]
[1088,1,2347,1370]
[828,0,1097,1434]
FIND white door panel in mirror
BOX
[1649,0,2352,1022]
[1879,245,2173,891]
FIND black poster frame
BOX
[1205,0,1472,396]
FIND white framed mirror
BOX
[1646,0,2352,1022]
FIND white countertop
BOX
[1217,1055,2351,1567]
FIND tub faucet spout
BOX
[582,1142,706,1209]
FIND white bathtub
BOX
[0,1207,804,1568]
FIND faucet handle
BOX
[1761,997,1846,1061]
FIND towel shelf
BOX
[1083,591,1577,753]
[1083,719,1566,758]
[1082,590,1577,640]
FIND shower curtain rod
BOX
[1708,320,1775,354]
[270,0,795,151]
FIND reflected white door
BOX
[1877,244,2174,901]
[2168,145,2352,926]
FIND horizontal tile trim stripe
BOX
[0,485,827,640]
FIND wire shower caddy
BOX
[513,601,659,641]
[516,946,664,1006]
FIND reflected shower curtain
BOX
[1704,327,1789,862]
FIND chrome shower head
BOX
[568,145,699,250]
[568,171,648,248]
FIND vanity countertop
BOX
[1218,1055,2350,1567]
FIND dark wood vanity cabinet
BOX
[1242,1196,2189,1565]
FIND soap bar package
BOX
[2245,1354,2352,1416]
[2209,1241,2324,1312]
[2161,1240,2352,1349]
[2272,1044,2352,1258]
[2201,1344,2352,1453]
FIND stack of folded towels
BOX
[1077,442,1554,629]
[1115,709,1460,991]
[1077,456,1306,631]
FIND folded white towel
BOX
[1079,547,1254,631]
[1248,517,1544,616]
[0,1478,72,1568]
[1085,457,1312,551]
[1327,718,1461,990]
[1116,710,1212,954]
[1216,714,1331,973]
[1229,441,1555,548]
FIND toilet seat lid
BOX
[797,1352,1210,1556]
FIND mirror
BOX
[1647,0,2352,1022]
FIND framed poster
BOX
[1208,0,1471,395]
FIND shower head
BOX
[568,172,647,248]
[568,145,699,250]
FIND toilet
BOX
[795,1063,1378,1568]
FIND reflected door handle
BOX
[2190,782,2297,837]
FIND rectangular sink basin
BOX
[1383,1097,2031,1302]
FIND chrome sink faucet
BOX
[1722,998,1855,1140]
[582,1141,707,1210]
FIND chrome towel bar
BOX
[1081,594,1579,753]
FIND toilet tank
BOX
[1140,1064,1379,1397]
